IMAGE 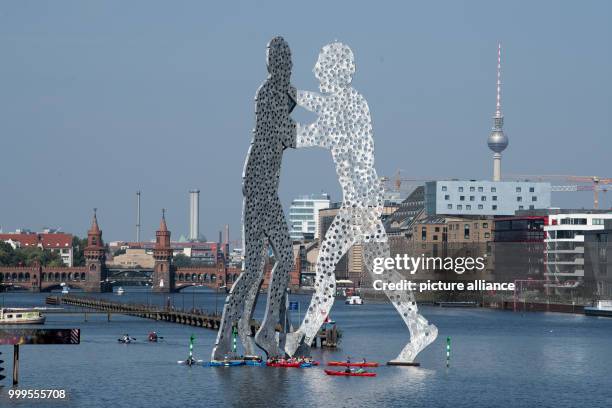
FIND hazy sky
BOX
[1,0,610,242]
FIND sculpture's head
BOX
[266,36,292,83]
[314,42,355,93]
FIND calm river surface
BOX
[0,288,611,408]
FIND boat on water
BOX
[118,334,136,344]
[324,369,376,377]
[0,308,46,325]
[328,361,379,368]
[584,300,612,317]
[116,287,125,295]
[61,285,70,294]
[345,295,363,305]
[206,360,245,367]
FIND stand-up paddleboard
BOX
[178,334,202,366]
[178,359,204,365]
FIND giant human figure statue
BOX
[212,36,296,360]
[284,42,438,363]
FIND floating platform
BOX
[386,360,420,367]
[435,301,478,308]
[584,307,612,317]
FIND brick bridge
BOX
[0,265,95,292]
[0,263,242,293]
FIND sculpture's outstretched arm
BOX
[296,121,325,148]
[295,89,329,149]
[297,90,325,113]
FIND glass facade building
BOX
[288,193,331,241]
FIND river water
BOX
[0,288,611,408]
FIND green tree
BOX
[72,236,88,266]
[0,241,16,266]
[11,246,64,267]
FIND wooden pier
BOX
[45,295,338,347]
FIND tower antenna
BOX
[487,42,509,182]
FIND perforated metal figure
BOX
[212,37,296,360]
[284,42,438,363]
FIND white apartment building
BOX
[288,193,331,241]
[544,213,612,289]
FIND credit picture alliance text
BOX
[373,279,515,292]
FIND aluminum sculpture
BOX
[211,36,296,360]
[284,42,438,363]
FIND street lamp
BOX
[215,285,227,315]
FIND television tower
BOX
[487,42,509,181]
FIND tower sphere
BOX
[488,129,508,153]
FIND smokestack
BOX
[136,191,141,242]
[189,189,200,241]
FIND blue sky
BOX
[0,0,610,241]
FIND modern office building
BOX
[545,212,612,291]
[425,180,551,216]
[492,215,549,282]
[584,219,612,298]
[288,193,331,241]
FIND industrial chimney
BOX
[189,189,200,241]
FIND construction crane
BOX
[506,174,612,209]
[380,170,451,194]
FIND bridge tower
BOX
[152,210,174,292]
[84,209,110,292]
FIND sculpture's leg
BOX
[237,244,267,357]
[285,209,355,356]
[211,221,264,361]
[362,227,438,363]
[254,201,293,358]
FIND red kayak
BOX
[266,362,302,368]
[328,361,379,368]
[324,369,376,377]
